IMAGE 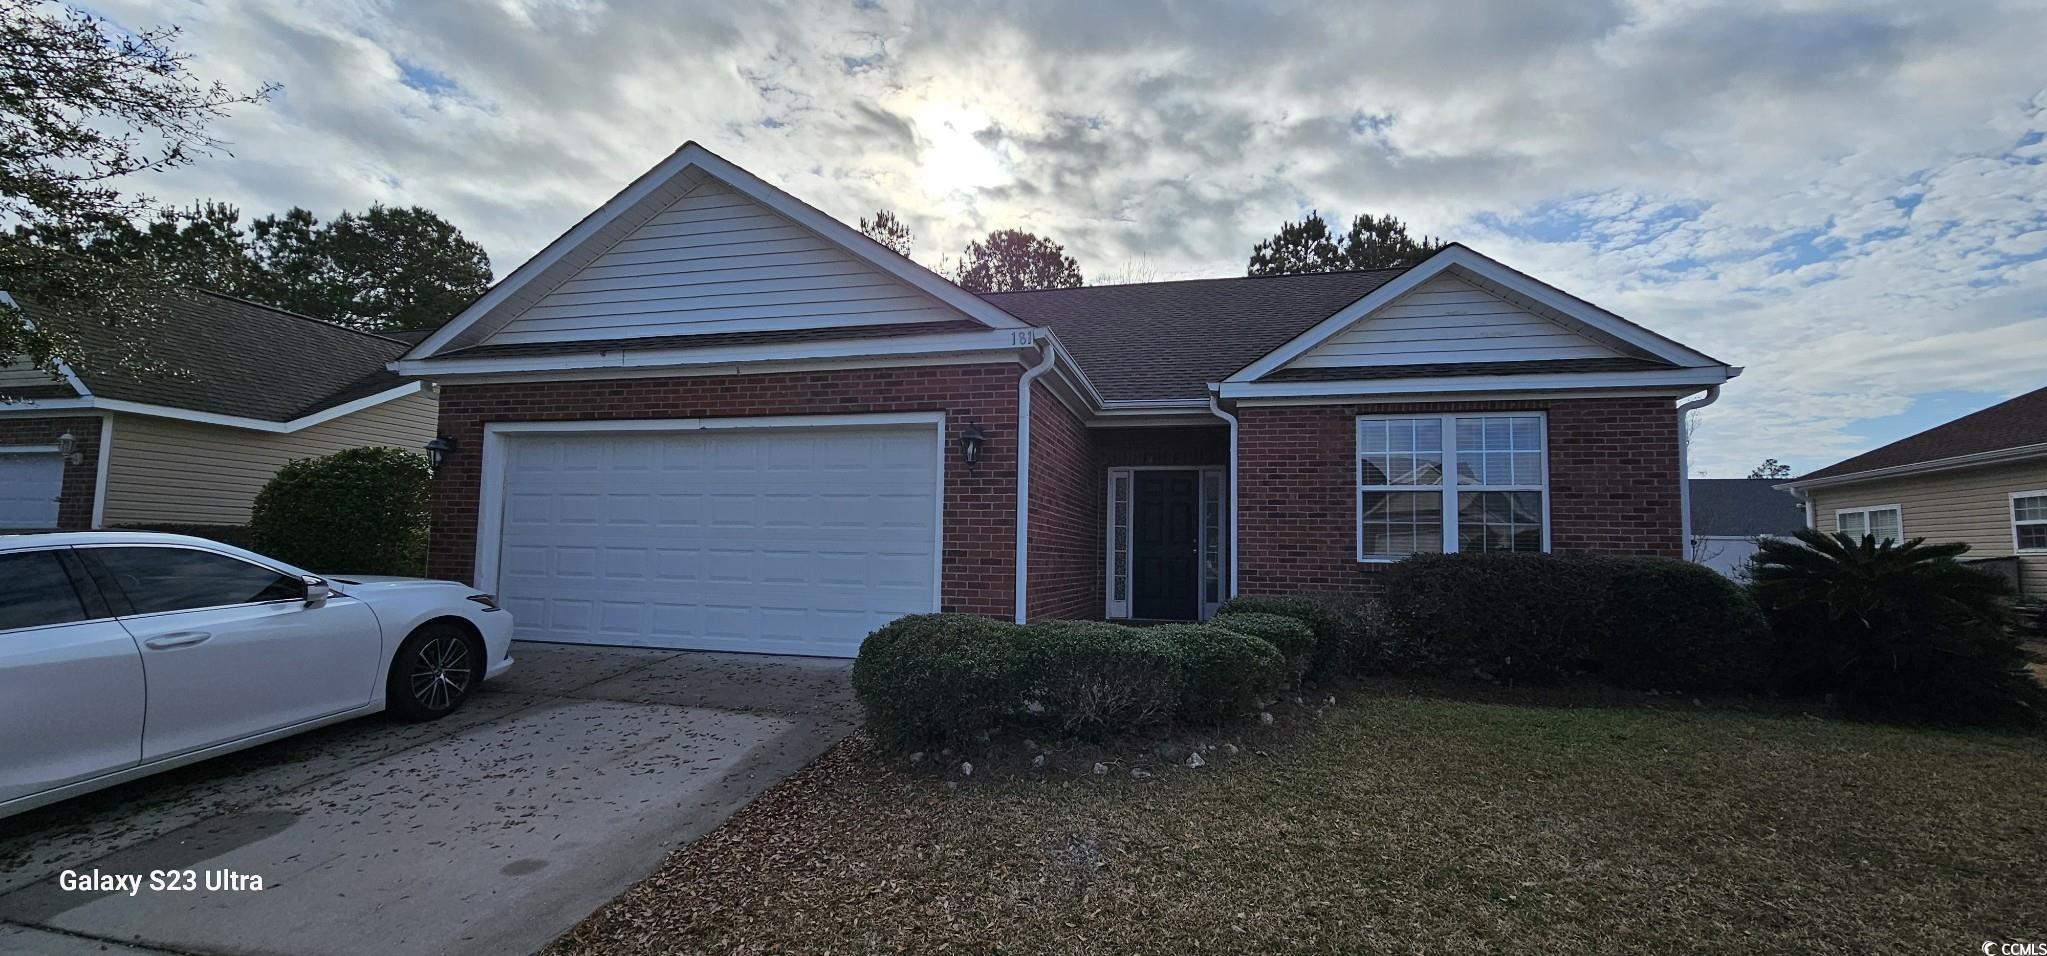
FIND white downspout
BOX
[1208,390,1239,598]
[1013,341,1058,624]
[1675,385,1721,561]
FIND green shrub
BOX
[249,447,431,575]
[1210,611,1317,681]
[852,614,1029,749]
[1751,530,2041,724]
[1378,553,1603,683]
[1591,556,1772,692]
[1216,594,1358,679]
[1157,623,1286,724]
[1021,620,1180,737]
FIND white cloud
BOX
[96,0,2047,475]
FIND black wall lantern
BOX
[958,424,987,470]
[423,436,457,473]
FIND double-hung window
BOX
[1834,505,1902,545]
[1357,413,1548,561]
[2014,492,2047,552]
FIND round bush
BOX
[1210,611,1316,681]
[1020,620,1180,738]
[851,614,1028,749]
[249,446,431,575]
[1216,595,1358,679]
[1156,623,1286,724]
[1592,557,1772,692]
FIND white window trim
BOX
[1354,412,1552,563]
[2013,490,2047,553]
[1833,504,1903,544]
[1103,465,1225,620]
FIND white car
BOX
[0,532,514,819]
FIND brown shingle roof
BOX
[38,290,413,422]
[980,269,1412,401]
[1796,384,2047,482]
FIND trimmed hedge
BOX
[1379,553,1603,683]
[851,614,1298,749]
[249,447,431,575]
[850,614,1028,748]
[1022,620,1180,738]
[1156,623,1287,724]
[1210,611,1316,681]
[1216,595,1357,679]
[1592,557,1772,692]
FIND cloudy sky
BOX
[96,0,2047,476]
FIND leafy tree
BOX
[951,229,1083,293]
[263,204,492,332]
[1749,529,2039,723]
[1247,210,1443,275]
[1748,459,1793,479]
[858,208,912,257]
[0,2,272,383]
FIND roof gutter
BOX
[1675,386,1721,561]
[1207,388,1239,599]
[1779,441,2047,493]
[1013,335,1058,624]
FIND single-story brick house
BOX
[0,290,435,534]
[393,142,1741,656]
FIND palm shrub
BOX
[1750,529,2040,723]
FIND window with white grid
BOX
[1834,505,1901,545]
[2014,492,2047,552]
[1357,413,1547,561]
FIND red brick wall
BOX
[430,364,1021,617]
[1236,396,1681,595]
[1025,418,1231,621]
[0,415,102,530]
[1026,382,1098,619]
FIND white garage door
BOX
[0,449,62,529]
[491,422,941,657]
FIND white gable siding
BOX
[483,182,959,346]
[1285,274,1624,369]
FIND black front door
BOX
[1132,470,1200,620]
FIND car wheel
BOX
[388,622,480,721]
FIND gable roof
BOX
[407,141,1026,360]
[981,269,1409,402]
[1689,478,1806,537]
[18,289,418,423]
[1793,384,2047,484]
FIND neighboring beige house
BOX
[1783,385,2047,600]
[0,290,437,533]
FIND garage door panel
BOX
[494,423,940,656]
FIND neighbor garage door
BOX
[0,448,62,529]
[490,421,941,657]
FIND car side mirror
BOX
[302,575,331,606]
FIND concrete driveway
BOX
[0,642,857,956]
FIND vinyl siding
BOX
[1807,458,2047,599]
[481,181,958,347]
[101,391,438,526]
[1287,274,1623,370]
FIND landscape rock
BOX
[1223,743,1240,755]
[907,751,925,764]
[1185,752,1206,769]
[1259,712,1275,725]
[1031,754,1047,769]
[1130,768,1154,780]
[1092,762,1109,776]
[960,761,974,777]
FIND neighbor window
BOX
[2015,492,2047,552]
[1357,413,1547,561]
[1834,505,1902,545]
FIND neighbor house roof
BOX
[1793,384,2047,483]
[29,290,417,423]
[979,269,1415,401]
[1689,479,1806,537]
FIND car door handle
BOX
[144,631,212,650]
